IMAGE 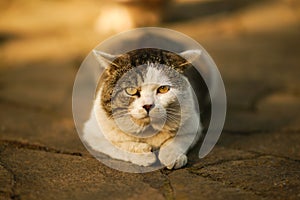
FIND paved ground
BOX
[0,0,300,199]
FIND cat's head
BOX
[94,48,201,136]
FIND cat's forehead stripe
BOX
[144,65,171,85]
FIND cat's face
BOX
[95,48,201,137]
[111,63,191,136]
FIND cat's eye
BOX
[157,85,170,94]
[125,87,139,96]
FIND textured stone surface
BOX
[220,131,300,160]
[169,170,260,200]
[0,103,85,154]
[0,63,75,114]
[0,144,166,200]
[0,165,13,200]
[191,156,300,200]
[1,0,300,199]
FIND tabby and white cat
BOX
[83,48,202,169]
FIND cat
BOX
[83,48,203,169]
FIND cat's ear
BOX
[93,50,118,68]
[179,50,202,65]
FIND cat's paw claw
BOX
[159,148,188,170]
[172,154,188,169]
[161,154,188,170]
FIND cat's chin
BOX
[131,116,166,129]
[131,116,151,126]
[131,124,161,138]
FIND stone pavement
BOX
[0,0,300,199]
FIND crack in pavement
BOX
[187,168,265,199]
[187,152,300,198]
[190,146,300,172]
[159,169,175,200]
[187,155,267,198]
[0,139,83,157]
[0,159,20,200]
[220,132,300,162]
[240,149,300,163]
[189,153,263,171]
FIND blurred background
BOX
[0,0,299,67]
[1,1,300,198]
[1,0,300,148]
[1,0,300,144]
[0,0,300,135]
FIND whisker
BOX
[166,115,181,122]
[167,112,179,117]
[112,110,128,115]
[112,113,130,118]
[166,107,180,111]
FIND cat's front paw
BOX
[159,150,188,169]
[136,143,152,153]
[129,152,157,167]
[172,154,188,169]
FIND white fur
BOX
[179,49,202,64]
[144,64,172,85]
[83,64,202,169]
[130,67,172,121]
[93,50,117,68]
[83,93,157,166]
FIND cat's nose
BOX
[143,104,154,113]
